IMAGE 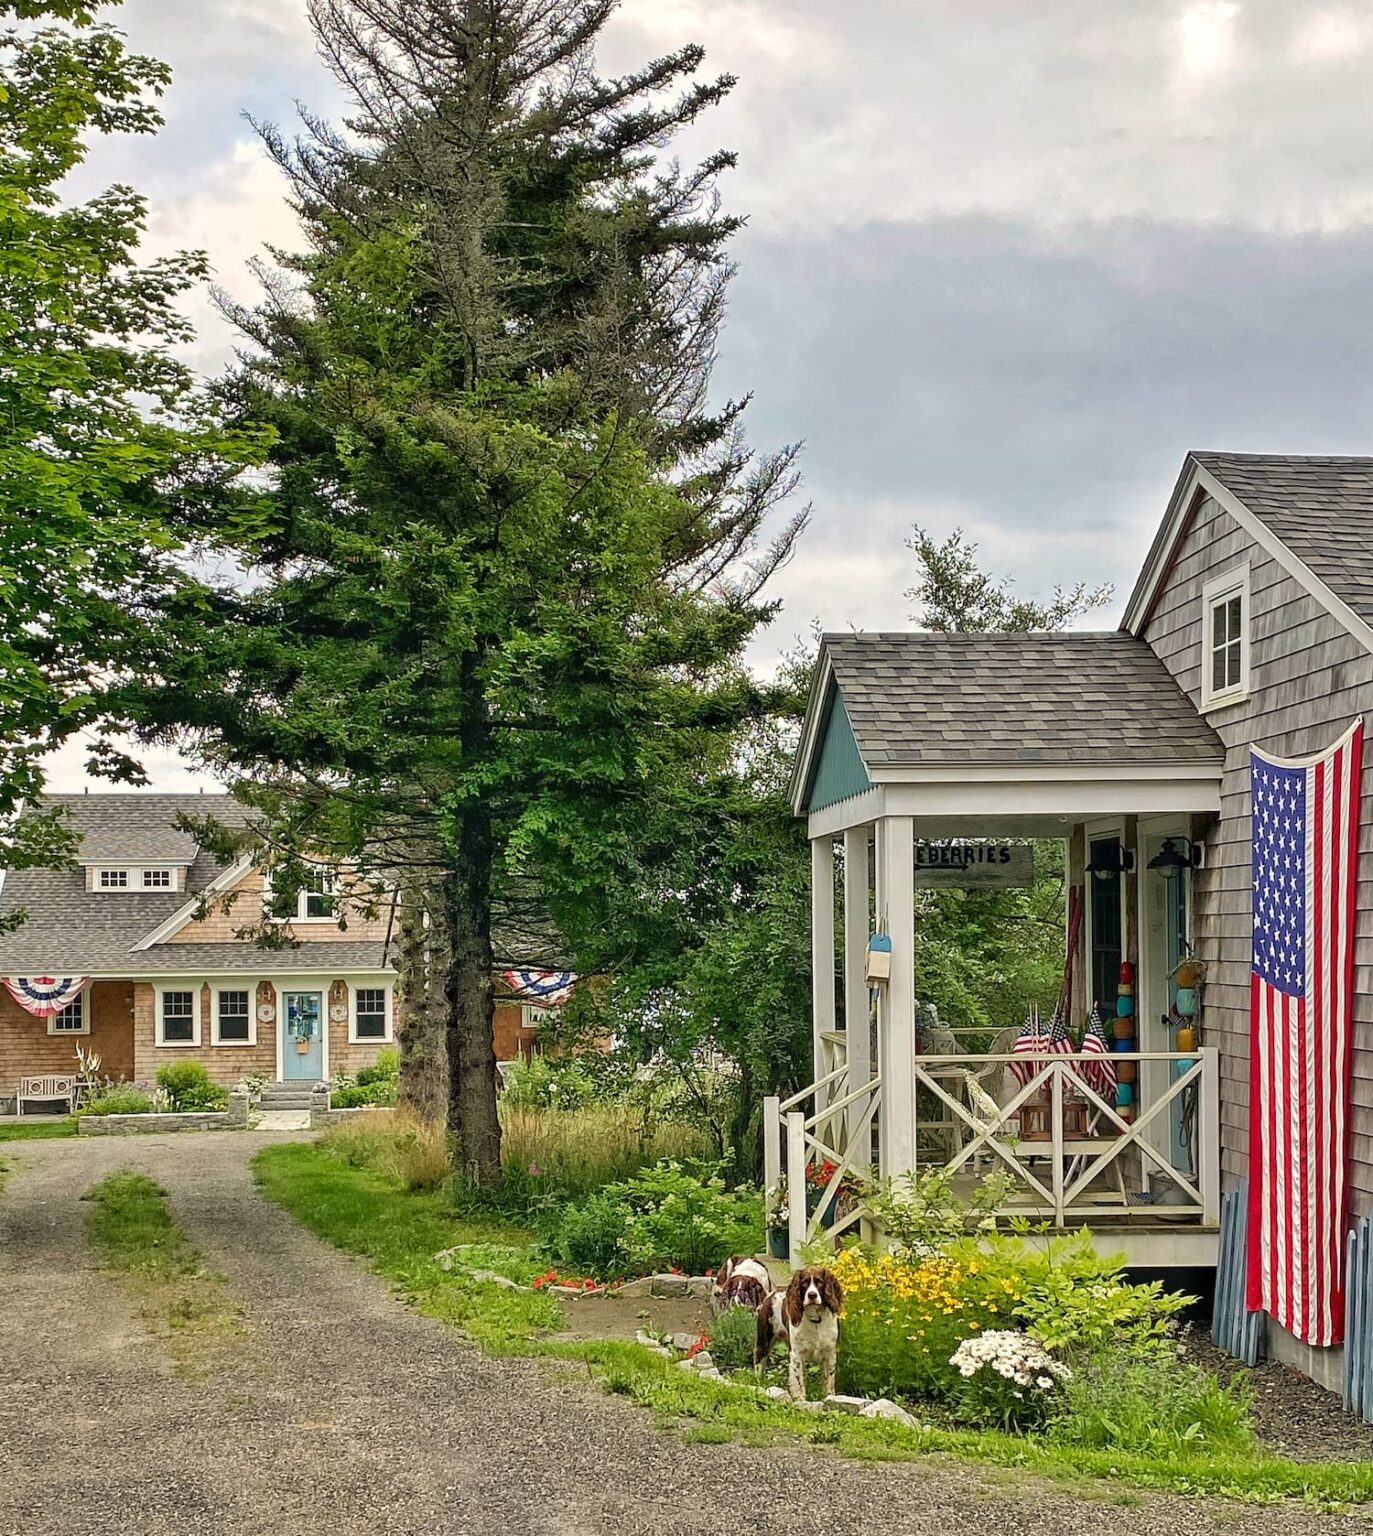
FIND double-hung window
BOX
[1201,565,1251,711]
[49,992,89,1035]
[352,986,390,1042]
[264,864,337,922]
[214,988,252,1045]
[157,988,198,1046]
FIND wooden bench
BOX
[16,1074,77,1116]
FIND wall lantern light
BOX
[1146,836,1202,882]
[1085,841,1135,881]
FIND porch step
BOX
[258,1081,323,1111]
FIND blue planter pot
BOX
[767,1227,789,1260]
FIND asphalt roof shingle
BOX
[824,631,1224,768]
[1193,452,1373,626]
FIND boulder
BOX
[649,1274,690,1299]
[691,1351,714,1372]
[670,1332,699,1353]
[860,1398,918,1426]
[469,1269,527,1291]
[686,1276,713,1299]
[820,1395,870,1415]
[612,1277,655,1298]
[764,1386,790,1402]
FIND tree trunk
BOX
[445,808,501,1184]
[395,870,448,1123]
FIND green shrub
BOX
[331,1079,397,1109]
[551,1190,631,1278]
[707,1304,757,1371]
[80,1087,158,1116]
[155,1061,228,1112]
[548,1160,761,1280]
[1047,1341,1256,1454]
[354,1046,399,1089]
[502,1054,602,1111]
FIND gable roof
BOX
[1125,452,1373,652]
[0,795,388,976]
[792,631,1223,811]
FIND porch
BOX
[779,631,1228,1267]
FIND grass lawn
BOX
[85,1170,245,1376]
[254,1140,1373,1508]
[0,1118,78,1140]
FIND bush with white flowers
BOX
[949,1329,1071,1429]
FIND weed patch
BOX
[84,1170,244,1376]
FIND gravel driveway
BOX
[0,1133,1362,1536]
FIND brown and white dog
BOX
[755,1266,843,1400]
[711,1255,774,1314]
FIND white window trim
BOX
[210,982,257,1048]
[140,867,175,890]
[154,982,202,1048]
[47,989,90,1037]
[1200,563,1252,713]
[349,981,393,1045]
[262,866,341,925]
[96,867,130,889]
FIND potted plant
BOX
[806,1159,850,1229]
[764,1180,790,1259]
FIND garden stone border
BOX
[78,1092,250,1136]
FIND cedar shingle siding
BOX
[1141,492,1373,1212]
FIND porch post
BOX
[843,825,872,1114]
[811,834,836,1112]
[877,815,917,1178]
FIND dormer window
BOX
[97,868,128,889]
[93,866,177,891]
[142,868,173,889]
[264,864,337,922]
[1201,564,1251,711]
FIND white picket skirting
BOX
[763,1045,1220,1260]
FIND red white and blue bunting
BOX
[502,969,576,1008]
[3,975,89,1018]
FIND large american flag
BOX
[1246,721,1363,1346]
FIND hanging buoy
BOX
[1175,986,1198,1017]
[865,931,892,983]
[1119,961,1135,983]
[1116,1081,1135,1107]
[1175,1025,1198,1053]
[1116,994,1135,1019]
[1176,960,1200,989]
[1117,1059,1137,1084]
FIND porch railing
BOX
[763,1045,1219,1260]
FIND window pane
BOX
[1226,595,1243,643]
[162,991,194,1043]
[1226,640,1242,689]
[303,867,335,919]
[217,990,250,1042]
[1212,648,1228,693]
[53,997,84,1031]
[1212,602,1228,647]
[355,988,387,1039]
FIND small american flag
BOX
[1077,1004,1116,1100]
[1009,1005,1051,1087]
[1247,720,1363,1347]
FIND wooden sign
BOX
[914,842,1034,889]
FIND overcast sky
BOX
[48,0,1373,788]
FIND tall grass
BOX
[319,1100,710,1202]
[499,1101,709,1198]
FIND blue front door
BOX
[283,991,323,1080]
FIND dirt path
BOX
[0,1134,1361,1536]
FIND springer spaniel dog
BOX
[755,1265,843,1400]
[711,1255,774,1314]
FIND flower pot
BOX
[767,1226,789,1260]
[807,1188,838,1229]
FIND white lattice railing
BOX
[763,1046,1220,1259]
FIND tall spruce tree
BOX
[132,0,803,1182]
[0,0,255,877]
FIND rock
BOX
[765,1386,790,1402]
[697,1368,724,1382]
[612,1277,654,1298]
[686,1276,713,1299]
[676,1359,697,1372]
[670,1332,699,1353]
[634,1329,663,1349]
[468,1270,526,1291]
[821,1395,870,1415]
[548,1284,585,1299]
[792,1397,823,1411]
[691,1351,714,1372]
[649,1274,690,1299]
[860,1398,917,1426]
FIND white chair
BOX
[16,1074,77,1116]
